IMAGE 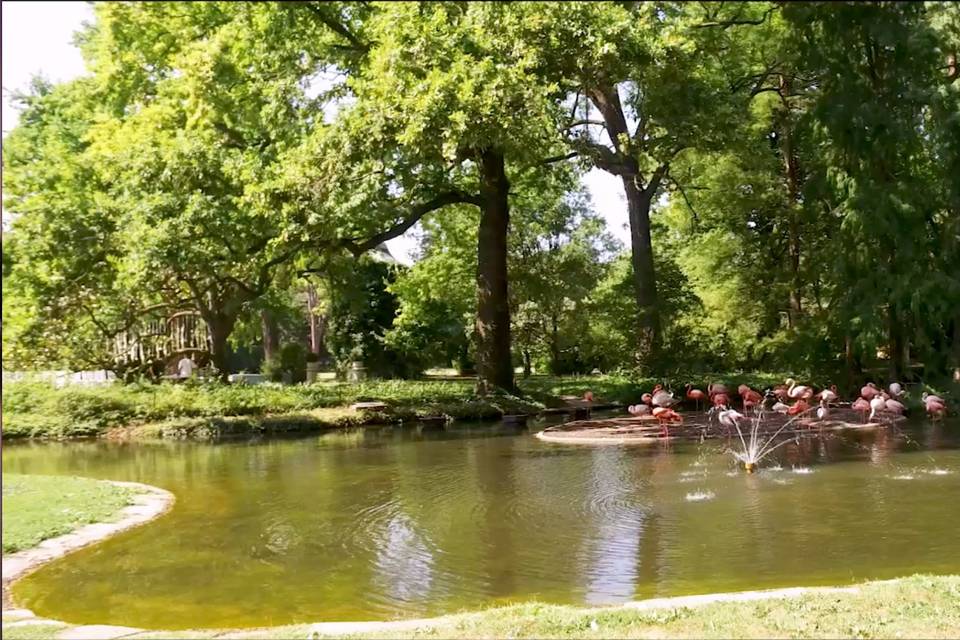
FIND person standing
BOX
[177,355,195,380]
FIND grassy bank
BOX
[1,379,546,439]
[312,575,960,639]
[7,575,955,639]
[6,371,945,440]
[1,474,134,553]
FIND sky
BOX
[1,1,632,262]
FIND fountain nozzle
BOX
[744,462,756,474]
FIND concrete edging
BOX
[2,479,174,624]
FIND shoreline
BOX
[2,480,174,612]
[5,403,623,443]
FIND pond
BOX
[4,415,960,629]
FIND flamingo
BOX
[685,384,706,410]
[817,399,830,421]
[584,391,594,403]
[651,407,682,437]
[712,392,731,409]
[740,387,763,412]
[852,397,871,422]
[921,392,945,406]
[641,392,653,405]
[717,408,746,435]
[888,382,903,398]
[816,385,839,405]
[737,384,752,397]
[787,398,810,416]
[708,382,729,399]
[883,395,906,416]
[860,383,880,400]
[868,395,886,421]
[772,400,791,414]
[652,388,678,408]
[628,403,651,416]
[925,399,947,420]
[771,384,789,401]
[785,378,814,400]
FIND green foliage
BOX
[3,1,958,386]
[324,254,414,378]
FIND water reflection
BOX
[373,513,435,605]
[581,448,644,604]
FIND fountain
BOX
[724,407,812,473]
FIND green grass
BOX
[257,575,960,639]
[0,623,70,640]
[1,474,135,553]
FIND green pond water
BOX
[4,416,960,629]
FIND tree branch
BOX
[695,6,776,29]
[340,190,482,256]
[305,3,368,53]
[669,176,701,225]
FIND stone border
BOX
[2,480,174,615]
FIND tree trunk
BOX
[887,305,907,381]
[206,312,237,382]
[586,83,663,367]
[522,349,532,378]
[475,148,515,394]
[622,177,661,366]
[261,309,280,362]
[777,80,804,327]
[549,313,561,373]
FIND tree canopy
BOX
[3,1,958,388]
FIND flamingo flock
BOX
[625,378,951,426]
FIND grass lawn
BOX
[1,474,134,553]
[248,575,960,639]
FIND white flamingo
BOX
[888,382,903,398]
[772,400,791,414]
[817,399,830,421]
[785,378,814,399]
[868,395,886,421]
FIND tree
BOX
[513,1,754,369]
[281,2,569,392]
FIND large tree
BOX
[513,1,753,369]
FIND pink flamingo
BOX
[686,384,706,410]
[787,398,810,416]
[860,383,880,400]
[816,385,839,404]
[925,399,947,420]
[883,394,906,416]
[628,404,651,416]
[652,407,682,437]
[852,397,871,422]
[740,387,763,412]
[708,383,729,400]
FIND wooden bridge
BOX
[111,311,210,372]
